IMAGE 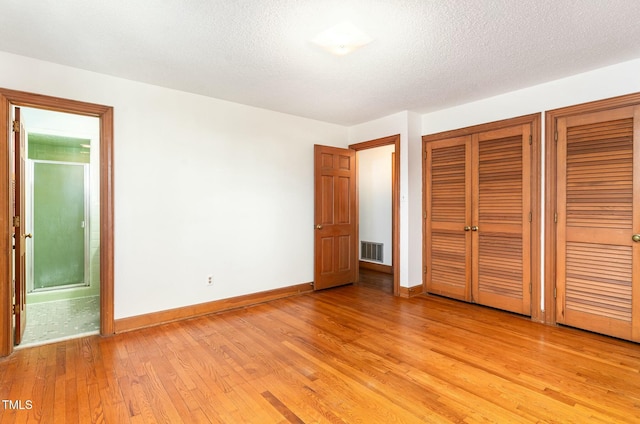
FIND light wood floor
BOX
[1,284,639,423]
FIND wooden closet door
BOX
[425,136,472,301]
[556,106,640,341]
[472,125,531,315]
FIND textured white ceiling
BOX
[1,1,639,125]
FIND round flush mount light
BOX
[311,21,373,55]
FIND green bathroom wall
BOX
[33,162,86,289]
[28,133,90,163]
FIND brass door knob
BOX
[633,234,640,243]
[315,224,323,230]
[471,226,479,231]
[464,226,471,231]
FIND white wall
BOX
[422,58,640,134]
[406,111,422,286]
[358,145,394,266]
[0,51,348,319]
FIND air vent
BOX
[361,241,383,263]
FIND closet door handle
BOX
[633,234,640,242]
[471,226,479,231]
[464,226,471,231]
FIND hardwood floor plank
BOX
[2,285,640,423]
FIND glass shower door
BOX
[33,161,88,290]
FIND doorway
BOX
[18,107,101,347]
[312,135,400,295]
[0,88,114,357]
[351,135,400,296]
[355,145,395,294]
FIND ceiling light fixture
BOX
[311,21,373,56]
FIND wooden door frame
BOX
[545,92,640,326]
[349,134,400,297]
[422,114,542,321]
[0,88,114,357]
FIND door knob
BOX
[633,234,640,243]
[315,224,323,230]
[24,233,32,239]
[471,226,479,231]
[464,226,471,231]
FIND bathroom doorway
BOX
[0,88,114,357]
[18,107,101,347]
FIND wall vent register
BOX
[361,241,383,262]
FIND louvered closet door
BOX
[425,136,472,301]
[556,106,640,341]
[472,125,531,315]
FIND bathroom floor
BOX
[18,295,100,348]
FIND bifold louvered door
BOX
[556,106,640,341]
[425,136,472,301]
[425,123,532,315]
[473,125,531,314]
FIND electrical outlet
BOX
[207,275,213,286]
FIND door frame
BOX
[545,92,640,326]
[349,134,400,296]
[0,88,114,357]
[422,114,542,321]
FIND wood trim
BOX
[359,260,393,274]
[544,92,640,326]
[529,116,543,323]
[100,107,115,335]
[422,114,542,320]
[0,93,10,357]
[422,113,542,143]
[349,134,401,296]
[399,284,424,298]
[114,282,314,333]
[0,88,114,357]
[349,134,399,151]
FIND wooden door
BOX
[472,125,531,314]
[425,136,472,301]
[556,106,640,341]
[314,145,357,290]
[13,107,27,344]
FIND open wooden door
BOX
[556,106,640,341]
[12,107,27,345]
[314,145,357,290]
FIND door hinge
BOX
[554,132,558,142]
[13,304,18,314]
[554,287,557,299]
[12,216,20,227]
[554,212,558,223]
[423,211,427,219]
[529,283,532,294]
[423,151,427,160]
[528,211,532,223]
[528,134,532,145]
[423,266,427,274]
[12,120,19,132]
